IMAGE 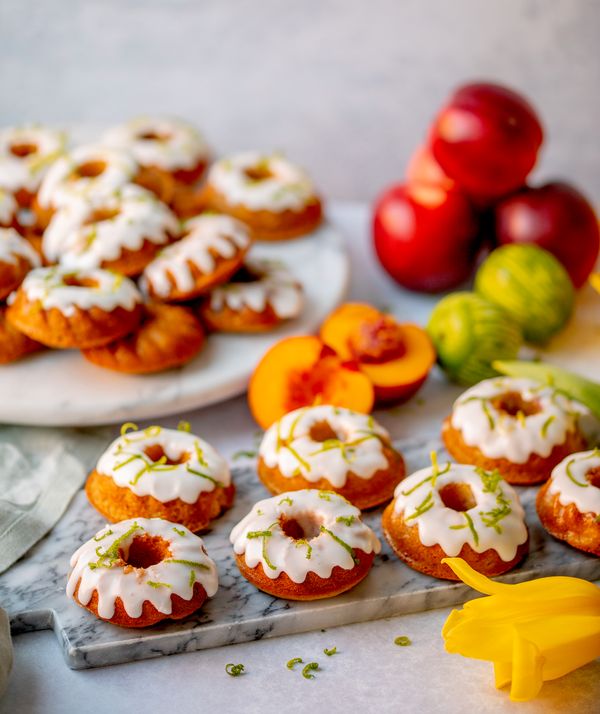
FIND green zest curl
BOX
[166,558,210,571]
[320,526,359,564]
[232,449,258,460]
[147,581,171,589]
[287,657,303,670]
[323,646,337,656]
[405,492,434,520]
[177,420,191,432]
[225,663,245,677]
[93,529,113,542]
[565,458,589,488]
[302,662,319,680]
[335,515,355,526]
[172,527,186,537]
[89,522,141,570]
[120,422,138,436]
[394,636,411,646]
[278,496,293,506]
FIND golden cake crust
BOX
[6,291,142,349]
[0,306,44,363]
[442,416,587,485]
[72,577,208,628]
[201,183,322,241]
[85,469,235,532]
[382,501,529,580]
[257,444,405,511]
[0,254,34,300]
[82,303,205,373]
[234,549,375,600]
[536,481,600,556]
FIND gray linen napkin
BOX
[0,607,11,697]
[0,424,112,574]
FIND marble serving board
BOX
[1,433,599,670]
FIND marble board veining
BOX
[1,434,599,670]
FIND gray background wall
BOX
[1,0,598,204]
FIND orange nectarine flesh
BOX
[248,335,375,429]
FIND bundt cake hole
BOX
[491,391,540,418]
[280,513,323,541]
[244,165,273,182]
[586,467,600,489]
[138,130,170,142]
[309,420,343,443]
[123,534,172,569]
[84,207,120,225]
[10,142,38,158]
[62,274,99,289]
[72,160,107,179]
[230,264,263,284]
[439,482,476,512]
[143,443,189,465]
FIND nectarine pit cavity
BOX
[348,317,406,364]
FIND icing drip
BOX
[142,213,250,298]
[230,489,381,583]
[208,151,317,212]
[0,227,40,268]
[209,258,303,319]
[17,265,141,317]
[450,377,584,463]
[259,405,390,487]
[37,144,138,209]
[42,184,179,270]
[66,518,218,619]
[0,190,17,225]
[103,117,209,171]
[97,425,231,503]
[392,462,528,561]
[548,450,600,516]
[0,125,66,193]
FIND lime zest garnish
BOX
[172,527,186,537]
[177,420,191,432]
[565,458,589,488]
[225,663,245,677]
[278,496,293,506]
[302,662,319,680]
[394,636,411,646]
[147,581,171,589]
[540,415,556,438]
[405,492,434,520]
[165,558,210,571]
[287,657,303,670]
[120,421,139,436]
[232,449,258,460]
[335,515,355,526]
[323,646,337,656]
[93,529,113,542]
[319,526,359,564]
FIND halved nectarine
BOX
[320,303,436,405]
[248,335,375,429]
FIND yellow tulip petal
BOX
[590,273,600,294]
[494,661,512,690]
[441,558,600,702]
[510,629,544,702]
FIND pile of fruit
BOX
[372,81,600,384]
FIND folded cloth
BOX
[0,424,111,575]
[0,607,12,697]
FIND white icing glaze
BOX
[42,184,179,270]
[392,462,528,561]
[97,426,231,503]
[66,517,218,619]
[0,227,40,268]
[449,377,584,463]
[209,258,303,319]
[208,151,317,212]
[230,489,381,583]
[103,117,209,172]
[17,265,141,317]
[0,125,66,193]
[259,405,391,488]
[142,213,250,298]
[548,450,600,516]
[0,190,17,226]
[37,144,138,209]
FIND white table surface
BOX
[1,203,599,713]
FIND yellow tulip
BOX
[441,557,600,702]
[590,273,600,295]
